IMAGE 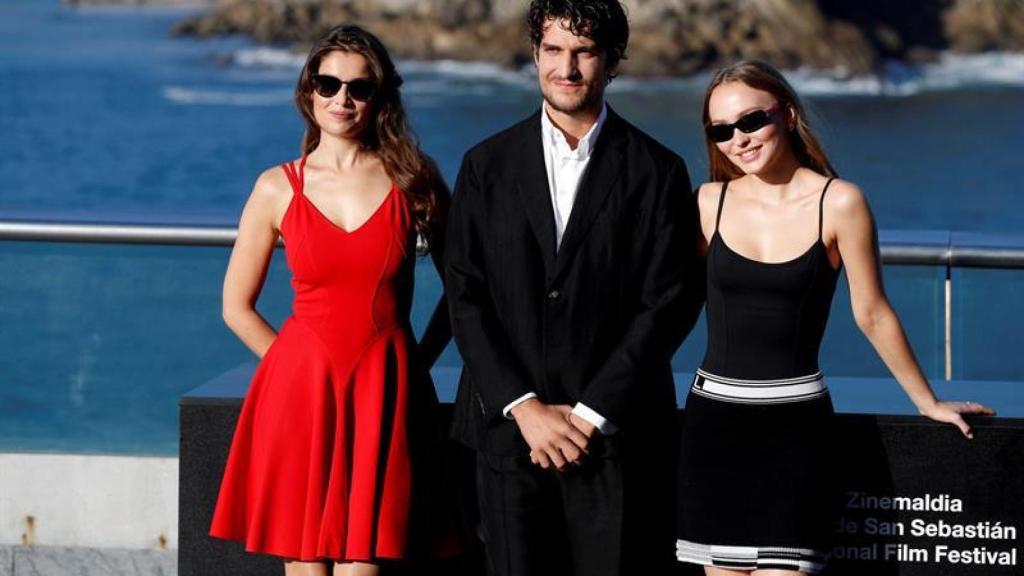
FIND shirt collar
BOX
[541,101,608,159]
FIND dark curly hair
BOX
[528,0,629,79]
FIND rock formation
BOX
[166,0,1024,76]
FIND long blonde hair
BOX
[702,60,837,182]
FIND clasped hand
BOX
[510,399,596,471]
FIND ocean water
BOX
[3,1,1024,229]
[1,1,1023,454]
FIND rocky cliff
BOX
[169,0,1024,76]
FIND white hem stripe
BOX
[677,539,827,574]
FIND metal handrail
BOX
[5,218,1024,381]
[0,220,238,247]
[3,219,1024,268]
[951,246,1024,268]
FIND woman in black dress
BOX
[675,60,995,576]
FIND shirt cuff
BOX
[503,392,538,420]
[571,402,618,435]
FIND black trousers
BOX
[475,439,679,576]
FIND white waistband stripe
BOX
[691,369,828,404]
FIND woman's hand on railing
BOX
[919,400,997,439]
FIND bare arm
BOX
[832,181,995,438]
[222,168,291,358]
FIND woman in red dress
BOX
[209,25,451,576]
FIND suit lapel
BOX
[513,111,558,274]
[553,107,627,279]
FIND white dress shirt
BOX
[502,102,617,436]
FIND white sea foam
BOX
[787,52,1024,97]
[232,46,304,69]
[921,52,1024,88]
[607,74,709,94]
[400,59,533,84]
[401,51,1024,97]
[163,86,292,106]
[173,48,1023,107]
[222,49,536,96]
[227,48,532,83]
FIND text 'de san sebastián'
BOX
[861,518,1018,540]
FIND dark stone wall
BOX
[180,392,1022,576]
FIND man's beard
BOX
[542,81,599,115]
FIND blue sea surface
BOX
[1,0,1022,454]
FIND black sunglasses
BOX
[311,74,377,102]
[705,105,781,143]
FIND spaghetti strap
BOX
[714,181,729,233]
[280,157,307,196]
[819,177,835,241]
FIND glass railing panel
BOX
[8,226,1015,454]
[0,240,449,455]
[0,242,279,455]
[820,265,946,379]
[950,232,1024,381]
[952,267,1024,381]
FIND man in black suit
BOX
[445,1,704,574]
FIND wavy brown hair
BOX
[702,60,837,182]
[295,24,447,250]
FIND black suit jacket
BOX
[445,107,703,456]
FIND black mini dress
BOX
[677,179,840,574]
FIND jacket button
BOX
[547,289,560,300]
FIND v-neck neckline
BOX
[291,156,396,235]
[300,184,395,235]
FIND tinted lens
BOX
[705,109,775,142]
[706,124,735,143]
[734,110,772,134]
[312,74,341,98]
[346,78,376,102]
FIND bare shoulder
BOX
[824,178,870,219]
[696,181,725,208]
[695,182,725,239]
[251,164,293,202]
[235,164,296,231]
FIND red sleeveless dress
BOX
[210,158,422,562]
